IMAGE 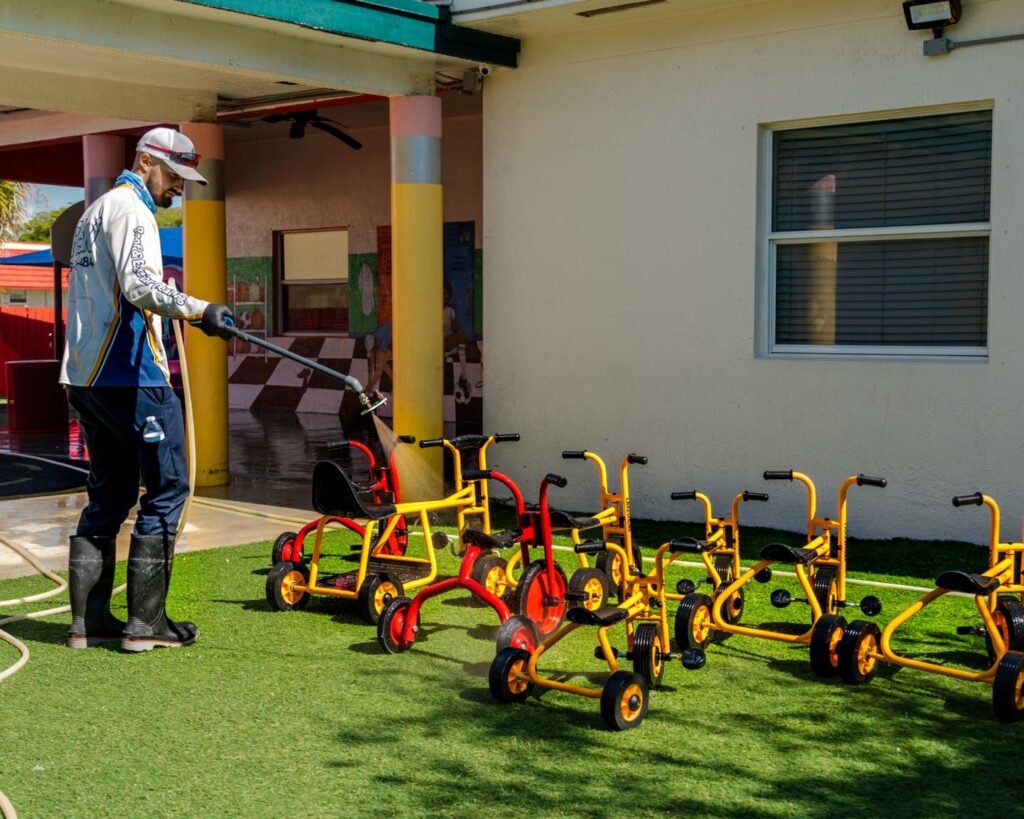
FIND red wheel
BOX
[495,615,540,652]
[272,531,299,565]
[376,597,414,654]
[514,561,568,637]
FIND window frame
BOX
[756,103,993,363]
[272,226,350,336]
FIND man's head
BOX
[132,127,207,208]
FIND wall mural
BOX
[226,222,483,433]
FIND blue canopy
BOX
[0,227,183,268]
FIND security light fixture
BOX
[903,0,961,35]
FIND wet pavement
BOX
[0,406,393,579]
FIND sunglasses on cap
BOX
[142,142,200,169]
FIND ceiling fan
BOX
[261,109,362,150]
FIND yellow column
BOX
[180,122,229,487]
[390,95,443,499]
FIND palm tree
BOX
[0,180,27,242]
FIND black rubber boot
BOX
[67,535,126,649]
[121,534,198,652]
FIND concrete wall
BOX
[482,0,1024,543]
[226,110,482,258]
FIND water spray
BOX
[211,320,388,415]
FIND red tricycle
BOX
[377,451,604,655]
[270,434,416,566]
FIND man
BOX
[60,127,232,652]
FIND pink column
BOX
[82,134,125,205]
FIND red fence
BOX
[0,307,63,396]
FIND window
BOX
[761,108,992,359]
[274,228,349,333]
[5,290,27,305]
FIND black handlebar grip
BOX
[627,453,648,465]
[419,438,444,449]
[451,434,489,450]
[326,439,351,450]
[396,435,416,444]
[545,473,568,488]
[494,433,520,443]
[763,470,793,481]
[463,469,492,482]
[743,492,769,502]
[953,492,984,507]
[562,450,586,459]
[671,491,698,500]
[574,540,607,555]
[857,475,887,488]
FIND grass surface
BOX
[1,518,1022,818]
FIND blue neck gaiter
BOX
[114,170,157,215]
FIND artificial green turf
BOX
[0,520,1021,818]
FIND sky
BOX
[27,184,83,216]
[25,183,181,217]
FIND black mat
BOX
[0,452,89,498]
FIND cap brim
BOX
[167,160,207,185]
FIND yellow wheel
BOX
[812,566,839,618]
[489,647,533,703]
[358,573,405,625]
[265,561,310,612]
[601,671,649,731]
[470,554,509,599]
[675,593,713,650]
[632,623,665,688]
[838,619,881,684]
[597,551,625,600]
[986,599,1024,665]
[994,651,1024,722]
[569,567,608,611]
[809,613,847,678]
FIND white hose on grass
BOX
[0,315,195,819]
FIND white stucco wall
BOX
[225,109,483,256]
[482,0,1024,543]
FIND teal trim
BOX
[474,248,483,338]
[227,256,273,331]
[179,0,519,66]
[348,253,379,333]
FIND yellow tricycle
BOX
[667,488,769,642]
[265,453,478,624]
[489,483,705,731]
[676,470,885,677]
[557,449,648,610]
[835,492,1024,722]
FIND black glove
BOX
[197,303,234,340]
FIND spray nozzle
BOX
[359,391,388,415]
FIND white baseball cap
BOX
[136,127,207,185]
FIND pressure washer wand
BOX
[199,317,387,415]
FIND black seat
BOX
[668,537,714,554]
[566,605,629,627]
[463,528,520,550]
[760,542,820,565]
[312,460,396,520]
[935,570,1001,596]
[549,510,602,531]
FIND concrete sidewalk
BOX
[0,492,313,580]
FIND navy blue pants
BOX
[67,386,190,539]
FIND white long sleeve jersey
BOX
[59,186,208,387]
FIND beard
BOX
[156,191,175,208]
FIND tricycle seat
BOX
[566,605,629,627]
[760,542,820,565]
[668,537,714,554]
[312,460,396,520]
[463,527,520,551]
[935,570,1001,596]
